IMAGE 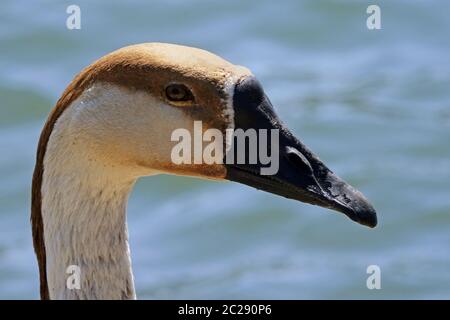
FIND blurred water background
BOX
[0,0,449,299]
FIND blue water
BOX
[1,0,449,299]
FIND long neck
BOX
[41,161,137,299]
[40,111,139,300]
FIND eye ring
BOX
[165,83,194,103]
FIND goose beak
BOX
[225,76,377,228]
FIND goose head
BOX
[43,42,377,227]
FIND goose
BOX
[31,43,377,300]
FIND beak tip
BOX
[351,204,377,228]
[359,211,378,228]
[325,174,378,228]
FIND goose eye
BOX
[165,84,194,102]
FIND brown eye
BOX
[165,84,194,102]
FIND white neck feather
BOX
[42,162,137,299]
[41,84,154,299]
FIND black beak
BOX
[225,77,377,228]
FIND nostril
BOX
[285,146,314,175]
